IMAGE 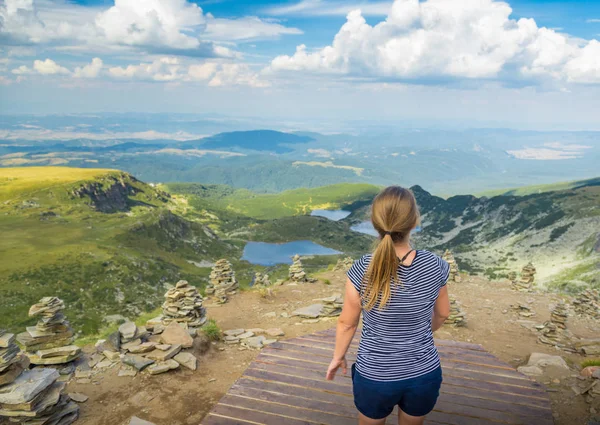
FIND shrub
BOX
[323,279,331,285]
[202,319,222,341]
[581,359,600,368]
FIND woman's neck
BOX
[393,242,413,259]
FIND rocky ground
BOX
[63,270,599,425]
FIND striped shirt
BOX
[347,250,450,382]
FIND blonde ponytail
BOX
[362,186,420,310]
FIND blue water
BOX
[310,209,351,221]
[351,222,422,237]
[242,240,341,266]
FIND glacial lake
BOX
[242,240,341,266]
[310,209,351,221]
[351,221,422,237]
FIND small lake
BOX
[310,209,351,221]
[242,240,341,266]
[351,221,422,237]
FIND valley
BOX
[0,166,598,340]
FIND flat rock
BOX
[0,333,15,348]
[105,331,121,352]
[237,331,254,339]
[0,360,26,386]
[95,360,114,369]
[527,353,569,370]
[122,355,154,371]
[173,352,197,371]
[245,328,265,334]
[121,339,142,351]
[243,336,266,349]
[130,417,156,425]
[292,304,323,318]
[118,366,138,377]
[155,344,171,351]
[147,359,179,375]
[145,344,181,361]
[36,345,81,359]
[518,365,544,377]
[0,368,59,404]
[102,350,120,361]
[160,322,193,348]
[266,328,285,337]
[263,312,277,318]
[68,392,89,403]
[28,352,80,365]
[119,322,137,340]
[127,342,157,354]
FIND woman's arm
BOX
[432,285,450,332]
[326,278,362,380]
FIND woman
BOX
[326,186,451,425]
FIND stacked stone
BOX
[320,294,344,316]
[442,250,461,283]
[513,263,536,292]
[206,260,238,304]
[162,280,207,327]
[288,255,307,282]
[538,302,569,346]
[0,368,79,424]
[572,289,600,319]
[252,272,271,287]
[511,304,536,318]
[446,296,467,327]
[0,330,29,387]
[333,257,354,272]
[507,271,517,282]
[17,298,81,365]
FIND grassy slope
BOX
[0,167,240,334]
[164,182,380,219]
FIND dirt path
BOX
[67,271,599,425]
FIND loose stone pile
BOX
[17,298,81,365]
[442,250,461,283]
[320,294,344,316]
[512,263,536,292]
[446,296,467,327]
[252,272,271,287]
[206,260,238,304]
[333,257,354,272]
[222,328,284,349]
[0,330,29,387]
[93,319,199,377]
[537,302,570,347]
[162,280,207,328]
[288,255,307,282]
[0,367,79,424]
[573,289,600,319]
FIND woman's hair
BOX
[361,186,420,310]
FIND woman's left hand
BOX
[326,357,347,381]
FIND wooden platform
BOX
[202,328,554,425]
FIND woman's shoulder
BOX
[415,250,447,268]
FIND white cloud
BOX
[11,65,33,75]
[208,63,270,88]
[188,63,218,80]
[265,0,392,17]
[267,0,600,86]
[507,143,592,160]
[73,58,104,79]
[33,58,70,75]
[109,57,182,81]
[205,16,303,41]
[0,0,302,57]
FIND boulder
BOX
[243,336,266,349]
[292,304,323,318]
[119,321,137,340]
[517,365,543,377]
[122,355,154,371]
[160,322,193,349]
[527,353,569,370]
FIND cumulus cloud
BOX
[267,0,600,86]
[73,58,104,79]
[265,0,392,17]
[33,58,70,75]
[0,0,300,57]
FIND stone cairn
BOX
[446,295,467,327]
[333,257,354,272]
[510,303,536,318]
[222,328,284,349]
[537,302,570,347]
[572,289,600,319]
[442,250,461,283]
[206,259,238,304]
[252,272,271,287]
[0,332,79,425]
[17,297,81,366]
[292,294,344,320]
[288,255,307,282]
[320,294,344,316]
[512,262,536,292]
[162,280,207,328]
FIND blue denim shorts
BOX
[351,363,442,419]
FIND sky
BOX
[1,0,600,129]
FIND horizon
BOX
[1,0,600,130]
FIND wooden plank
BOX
[211,404,313,425]
[202,413,260,425]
